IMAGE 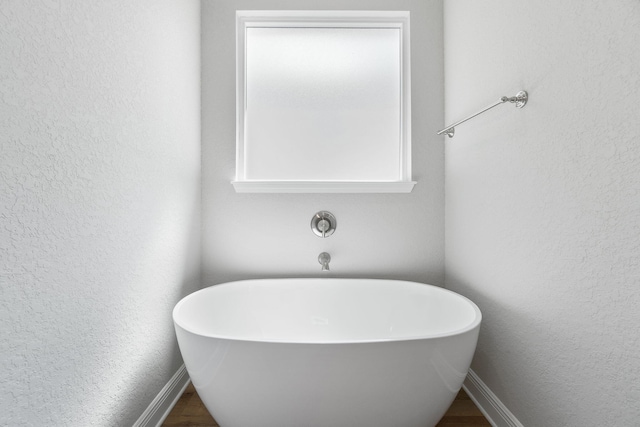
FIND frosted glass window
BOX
[234,11,414,193]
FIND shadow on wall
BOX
[119,190,203,426]
[445,270,592,425]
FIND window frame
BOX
[233,10,415,193]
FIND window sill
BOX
[231,181,416,194]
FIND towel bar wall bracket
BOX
[438,90,528,138]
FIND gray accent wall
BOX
[201,0,445,286]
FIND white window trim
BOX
[234,10,415,194]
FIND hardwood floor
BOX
[434,390,492,427]
[163,384,218,427]
[163,384,491,427]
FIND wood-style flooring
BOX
[162,383,491,427]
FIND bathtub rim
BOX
[172,278,482,345]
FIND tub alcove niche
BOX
[195,1,447,425]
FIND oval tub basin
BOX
[173,278,481,427]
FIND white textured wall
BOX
[202,0,444,285]
[444,1,640,425]
[0,1,201,426]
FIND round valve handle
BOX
[311,211,336,238]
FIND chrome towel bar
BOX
[437,90,528,138]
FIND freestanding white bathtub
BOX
[173,278,481,427]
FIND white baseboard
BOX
[463,369,524,427]
[132,364,190,427]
